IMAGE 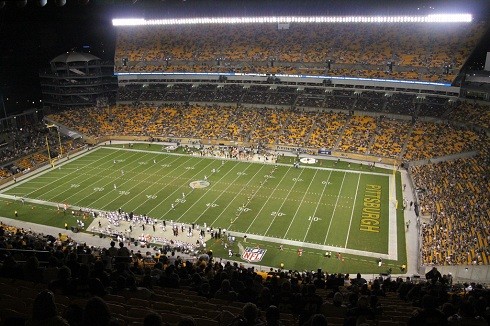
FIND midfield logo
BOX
[241,247,267,263]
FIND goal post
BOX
[237,242,245,255]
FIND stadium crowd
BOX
[370,118,410,159]
[403,121,479,161]
[446,101,490,130]
[337,116,377,154]
[1,124,52,165]
[307,112,348,151]
[114,22,486,83]
[47,101,485,163]
[114,85,489,132]
[410,151,490,266]
[0,221,489,326]
[0,122,85,179]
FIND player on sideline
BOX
[182,192,185,199]
[153,159,156,164]
[204,175,208,181]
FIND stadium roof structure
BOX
[50,51,100,64]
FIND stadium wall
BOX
[333,151,399,165]
[407,150,479,167]
[426,265,490,283]
[116,73,461,96]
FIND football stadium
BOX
[0,0,489,325]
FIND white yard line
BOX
[323,172,347,245]
[210,165,265,229]
[11,149,120,197]
[126,158,202,214]
[29,150,133,200]
[302,170,334,242]
[245,166,292,234]
[174,161,245,223]
[91,154,187,210]
[57,152,153,204]
[283,169,319,239]
[263,168,305,235]
[344,173,361,248]
[30,177,60,179]
[149,159,221,218]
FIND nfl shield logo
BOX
[241,247,267,263]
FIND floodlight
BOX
[427,13,472,23]
[37,0,47,6]
[112,14,473,26]
[112,18,146,26]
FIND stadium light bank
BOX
[112,14,472,26]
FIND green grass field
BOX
[0,145,406,273]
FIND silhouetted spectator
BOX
[26,290,69,326]
[408,294,447,326]
[425,267,443,284]
[303,314,328,326]
[83,296,111,326]
[144,311,165,326]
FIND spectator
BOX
[345,295,375,326]
[448,300,487,326]
[63,304,84,326]
[321,291,347,318]
[426,267,443,284]
[116,241,131,264]
[215,279,238,302]
[303,314,328,326]
[26,290,69,326]
[408,294,447,326]
[298,284,323,324]
[144,311,165,326]
[83,296,112,326]
[265,305,283,326]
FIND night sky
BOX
[0,0,489,115]
[0,0,115,115]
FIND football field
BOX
[0,145,401,263]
